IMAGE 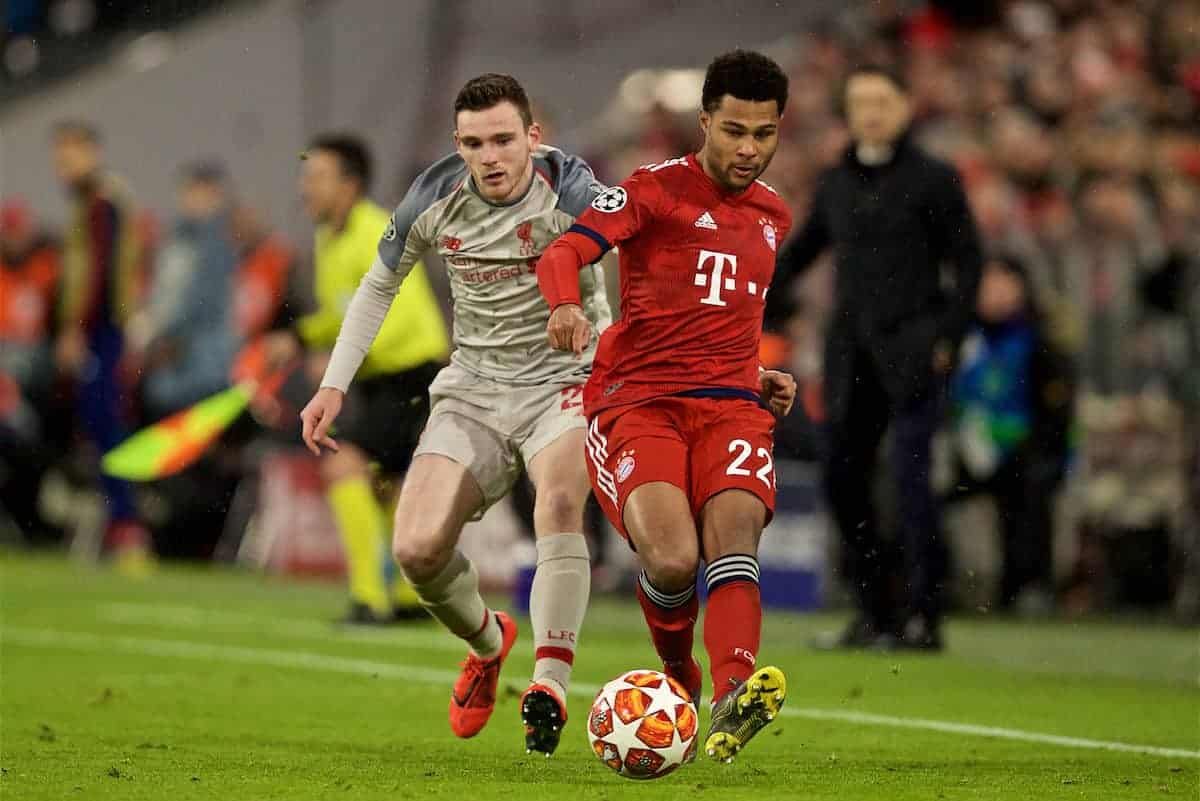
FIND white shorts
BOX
[413,363,587,516]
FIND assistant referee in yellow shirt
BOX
[268,134,449,624]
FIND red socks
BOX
[637,554,763,706]
[636,572,702,693]
[703,554,762,703]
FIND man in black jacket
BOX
[770,65,983,650]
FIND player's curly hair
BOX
[701,50,789,115]
[455,73,534,128]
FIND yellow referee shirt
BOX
[297,199,448,378]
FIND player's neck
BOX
[329,198,357,233]
[694,149,746,197]
[509,160,536,203]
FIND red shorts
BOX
[584,395,777,538]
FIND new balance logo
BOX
[694,211,718,230]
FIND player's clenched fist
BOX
[546,303,592,356]
[759,369,797,417]
[300,386,344,455]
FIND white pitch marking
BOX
[4,626,1197,761]
[786,708,1200,761]
[95,602,465,653]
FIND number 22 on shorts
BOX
[726,439,775,489]
[559,386,584,414]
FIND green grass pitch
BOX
[1,551,1196,800]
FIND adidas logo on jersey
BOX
[694,211,718,230]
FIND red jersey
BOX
[541,154,791,416]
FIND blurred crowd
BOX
[2,1,223,90]
[0,124,297,568]
[2,0,1197,618]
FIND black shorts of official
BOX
[335,361,441,475]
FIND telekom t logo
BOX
[695,250,737,307]
[694,250,766,307]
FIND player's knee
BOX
[391,531,447,582]
[533,485,585,533]
[644,551,700,593]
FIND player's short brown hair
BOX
[454,73,534,128]
[307,134,373,194]
[52,119,102,145]
[702,50,789,115]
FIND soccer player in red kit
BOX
[537,50,796,764]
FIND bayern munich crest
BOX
[616,452,636,483]
[762,221,777,252]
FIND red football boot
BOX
[448,611,518,738]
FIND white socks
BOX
[529,533,590,701]
[406,550,501,659]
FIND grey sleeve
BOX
[377,152,465,274]
[319,257,399,392]
[551,151,606,219]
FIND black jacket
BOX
[771,133,983,421]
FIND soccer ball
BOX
[586,669,698,780]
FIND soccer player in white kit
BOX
[300,74,611,755]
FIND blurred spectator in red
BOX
[0,198,66,542]
[230,204,294,341]
[0,199,58,402]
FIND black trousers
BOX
[944,451,1057,608]
[824,357,947,630]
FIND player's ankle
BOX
[529,677,567,705]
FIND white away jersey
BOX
[379,145,611,384]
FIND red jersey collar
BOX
[686,152,758,204]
